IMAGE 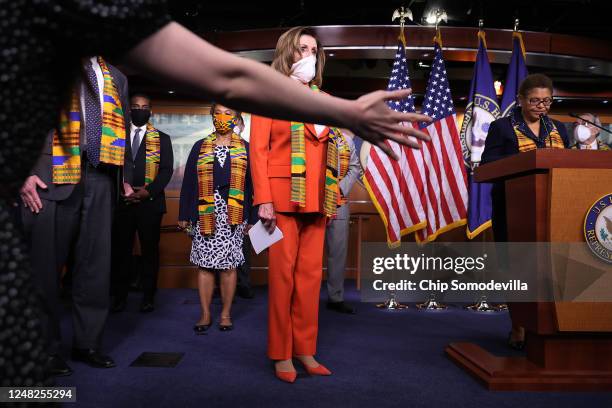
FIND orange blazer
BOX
[250,115,329,213]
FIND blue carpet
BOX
[56,285,612,408]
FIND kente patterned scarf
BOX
[510,107,564,152]
[337,135,351,206]
[197,133,247,235]
[290,85,351,217]
[144,124,161,185]
[52,57,126,184]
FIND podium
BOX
[446,149,612,391]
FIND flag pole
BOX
[375,7,415,311]
[461,20,502,313]
[417,19,448,311]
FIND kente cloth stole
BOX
[197,133,247,235]
[144,124,161,185]
[290,85,349,217]
[336,133,351,206]
[511,112,564,153]
[52,57,126,184]
[52,90,81,184]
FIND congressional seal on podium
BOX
[584,193,612,264]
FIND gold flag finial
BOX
[392,7,413,45]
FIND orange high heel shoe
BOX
[274,361,297,383]
[295,358,332,376]
[275,369,297,383]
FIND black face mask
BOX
[131,109,151,127]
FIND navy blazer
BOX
[179,138,258,225]
[481,109,570,164]
[481,109,570,242]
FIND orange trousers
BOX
[267,212,326,360]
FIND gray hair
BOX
[578,113,602,135]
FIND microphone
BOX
[568,112,611,133]
[539,113,552,148]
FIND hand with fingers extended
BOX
[20,175,48,213]
[258,202,276,234]
[352,89,432,160]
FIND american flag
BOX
[362,38,429,246]
[415,35,468,242]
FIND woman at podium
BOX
[481,73,570,349]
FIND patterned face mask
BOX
[213,113,237,134]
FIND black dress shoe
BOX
[326,301,356,314]
[45,354,73,377]
[71,348,116,368]
[139,301,155,313]
[218,316,233,331]
[110,297,127,313]
[507,331,525,350]
[236,286,254,299]
[193,319,212,335]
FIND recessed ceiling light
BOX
[603,100,609,104]
[328,53,335,57]
[168,90,175,94]
[588,65,597,70]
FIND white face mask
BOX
[290,55,316,84]
[574,124,592,143]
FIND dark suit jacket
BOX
[481,111,570,241]
[122,127,174,213]
[481,112,570,164]
[179,138,258,225]
[30,63,129,202]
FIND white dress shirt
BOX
[130,123,148,157]
[314,124,328,137]
[579,140,599,150]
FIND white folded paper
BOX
[248,220,283,254]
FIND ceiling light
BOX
[425,9,448,26]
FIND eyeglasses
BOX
[527,97,553,106]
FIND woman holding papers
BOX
[249,26,339,383]
[179,103,258,333]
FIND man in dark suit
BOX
[20,57,129,374]
[111,93,174,313]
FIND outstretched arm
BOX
[124,22,431,159]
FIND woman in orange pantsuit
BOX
[250,27,337,383]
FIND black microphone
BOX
[539,113,552,148]
[568,112,611,133]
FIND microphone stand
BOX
[540,114,552,148]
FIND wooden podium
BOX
[446,149,612,391]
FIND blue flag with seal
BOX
[460,30,500,239]
[501,31,528,117]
